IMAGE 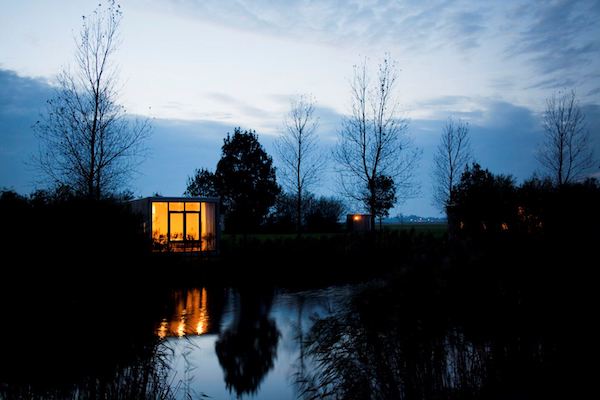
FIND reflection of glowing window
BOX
[157,319,168,339]
[152,202,168,242]
[170,213,184,241]
[197,288,209,335]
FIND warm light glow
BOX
[185,202,200,211]
[157,319,168,339]
[353,215,361,221]
[201,202,216,251]
[501,223,509,231]
[155,288,211,338]
[152,202,168,243]
[169,202,184,211]
[186,212,200,240]
[196,288,209,334]
[170,212,184,241]
[177,318,185,337]
[152,201,212,249]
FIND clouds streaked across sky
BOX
[1,0,599,216]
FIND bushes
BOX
[0,189,151,288]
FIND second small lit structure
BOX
[130,196,219,252]
[346,213,372,232]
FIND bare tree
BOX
[537,90,594,186]
[275,95,324,233]
[34,1,150,199]
[334,57,420,230]
[432,118,472,213]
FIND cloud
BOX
[205,91,271,120]
[156,0,489,52]
[0,69,54,193]
[505,0,600,92]
[0,69,52,116]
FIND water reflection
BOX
[156,287,222,338]
[0,283,569,399]
[294,284,563,400]
[216,288,280,396]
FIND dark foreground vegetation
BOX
[0,178,598,399]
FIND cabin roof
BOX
[130,196,219,203]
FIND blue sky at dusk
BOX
[1,0,599,216]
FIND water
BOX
[0,280,573,399]
[155,286,355,399]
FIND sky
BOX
[1,0,599,217]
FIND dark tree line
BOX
[448,163,600,240]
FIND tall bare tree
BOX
[275,95,324,233]
[537,90,594,186]
[432,118,472,213]
[34,1,150,199]
[334,57,420,230]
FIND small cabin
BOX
[130,197,219,253]
[346,213,372,232]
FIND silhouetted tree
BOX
[215,128,280,233]
[537,90,594,186]
[451,163,516,235]
[372,175,397,229]
[334,57,420,231]
[33,1,150,199]
[432,118,472,213]
[267,193,345,233]
[305,196,346,232]
[184,168,218,197]
[275,95,324,234]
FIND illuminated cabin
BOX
[346,213,372,232]
[130,197,219,253]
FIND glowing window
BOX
[185,202,200,211]
[170,213,184,241]
[201,202,216,251]
[151,202,168,242]
[186,212,200,240]
[169,202,184,211]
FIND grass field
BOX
[383,223,448,237]
[221,223,448,242]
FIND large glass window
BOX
[151,202,168,243]
[169,202,184,211]
[170,213,184,241]
[186,212,200,240]
[185,202,200,211]
[152,200,215,250]
[201,202,216,251]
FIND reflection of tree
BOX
[296,284,556,400]
[215,289,280,396]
